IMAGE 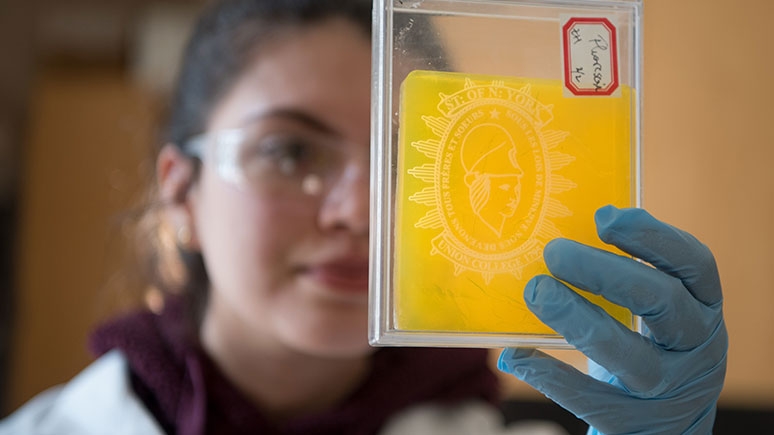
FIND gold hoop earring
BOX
[177,225,192,248]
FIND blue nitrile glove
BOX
[497,205,728,435]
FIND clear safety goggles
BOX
[181,124,352,196]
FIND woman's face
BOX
[189,19,372,358]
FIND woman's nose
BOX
[317,156,370,235]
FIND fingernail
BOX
[497,348,531,374]
[594,204,618,230]
[542,239,565,273]
[524,278,538,304]
[497,348,516,372]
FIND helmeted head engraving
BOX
[460,124,524,237]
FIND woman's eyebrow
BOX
[242,108,337,135]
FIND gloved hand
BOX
[497,205,728,435]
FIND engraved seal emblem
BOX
[407,78,575,283]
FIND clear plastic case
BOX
[370,0,643,348]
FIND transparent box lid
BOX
[370,0,643,348]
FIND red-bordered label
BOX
[561,17,620,96]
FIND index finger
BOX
[594,205,723,308]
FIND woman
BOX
[0,0,727,434]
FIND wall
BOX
[640,0,774,408]
[7,67,156,412]
[2,0,198,415]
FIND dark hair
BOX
[165,0,372,147]
[140,0,372,328]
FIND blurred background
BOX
[0,0,772,433]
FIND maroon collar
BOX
[89,298,500,435]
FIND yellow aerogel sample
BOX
[394,70,636,335]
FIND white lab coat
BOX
[0,350,568,435]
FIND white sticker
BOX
[561,16,620,97]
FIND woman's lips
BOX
[305,260,370,293]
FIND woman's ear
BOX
[157,144,200,250]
